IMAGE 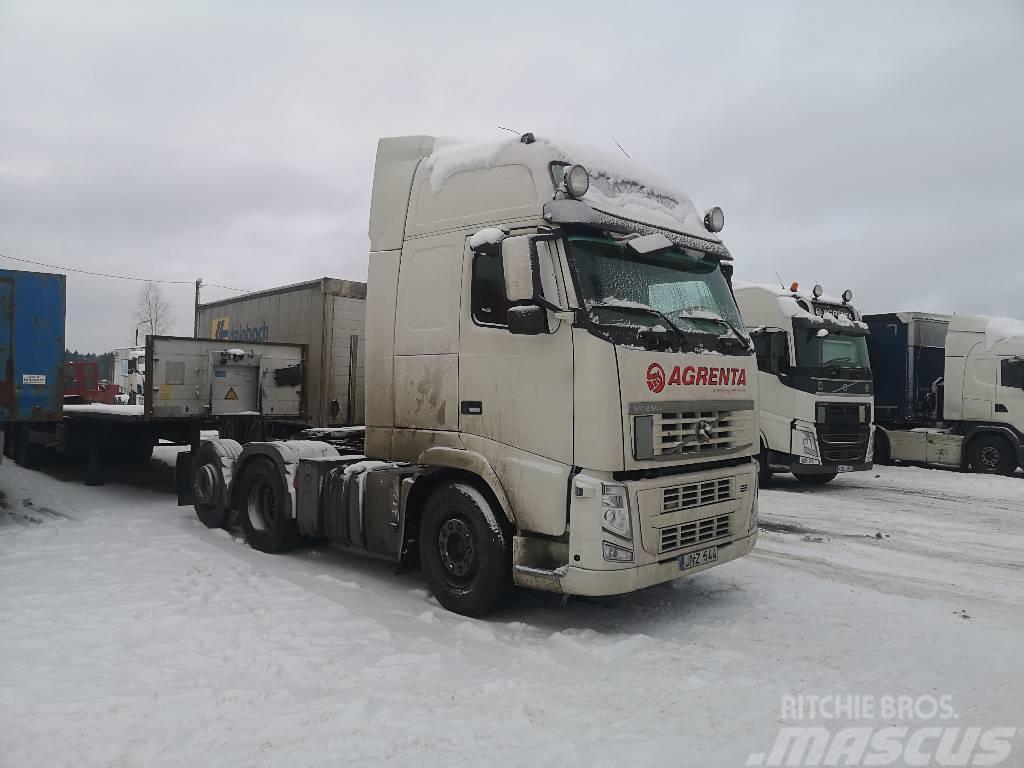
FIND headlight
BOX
[601,483,632,540]
[602,541,634,563]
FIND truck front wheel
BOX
[969,435,1017,476]
[419,482,512,617]
[238,458,300,553]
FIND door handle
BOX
[460,401,483,415]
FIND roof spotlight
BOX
[812,284,824,299]
[703,206,725,233]
[564,164,590,198]
[842,289,854,304]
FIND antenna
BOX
[497,126,521,136]
[775,272,785,290]
[611,136,630,159]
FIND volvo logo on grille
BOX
[695,420,715,444]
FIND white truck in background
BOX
[735,282,874,485]
[865,312,1024,474]
[114,346,145,404]
[174,134,761,615]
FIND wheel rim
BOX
[248,479,278,531]
[977,444,1001,470]
[193,463,220,506]
[437,516,479,586]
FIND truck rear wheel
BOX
[794,472,838,485]
[419,482,512,617]
[238,458,301,552]
[969,435,1016,476]
[191,442,232,529]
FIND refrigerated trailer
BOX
[0,269,66,463]
[175,134,762,615]
[865,312,1024,474]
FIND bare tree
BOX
[133,281,173,343]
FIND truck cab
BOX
[185,134,761,615]
[735,283,874,485]
[866,312,1024,474]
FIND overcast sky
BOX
[1,1,1021,351]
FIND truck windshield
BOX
[565,235,745,343]
[793,328,871,376]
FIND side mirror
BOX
[501,235,536,302]
[507,305,548,335]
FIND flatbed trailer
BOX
[19,335,314,484]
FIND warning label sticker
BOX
[224,387,238,401]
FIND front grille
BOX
[659,513,732,553]
[648,409,755,458]
[663,477,733,513]
[816,426,870,463]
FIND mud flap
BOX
[176,450,195,506]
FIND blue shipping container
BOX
[0,268,66,422]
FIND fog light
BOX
[601,483,632,540]
[564,164,590,198]
[602,541,634,562]
[842,289,854,303]
[812,284,824,298]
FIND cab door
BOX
[458,236,574,536]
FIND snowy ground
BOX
[0,450,1021,767]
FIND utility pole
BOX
[193,278,202,338]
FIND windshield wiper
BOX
[673,311,751,351]
[590,303,689,349]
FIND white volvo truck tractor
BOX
[177,134,761,615]
[735,282,874,485]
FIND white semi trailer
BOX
[735,283,874,485]
[865,312,1024,474]
[176,134,761,615]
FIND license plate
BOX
[837,465,854,473]
[679,545,719,571]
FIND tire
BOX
[418,481,512,617]
[794,472,838,485]
[238,458,301,553]
[968,434,1016,476]
[191,442,233,529]
[757,444,773,487]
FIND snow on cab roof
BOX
[733,281,848,306]
[947,313,1024,350]
[422,135,712,241]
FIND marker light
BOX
[564,164,590,198]
[842,289,854,304]
[812,284,824,298]
[703,206,725,233]
[790,282,800,293]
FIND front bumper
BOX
[513,459,759,596]
[514,530,757,596]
